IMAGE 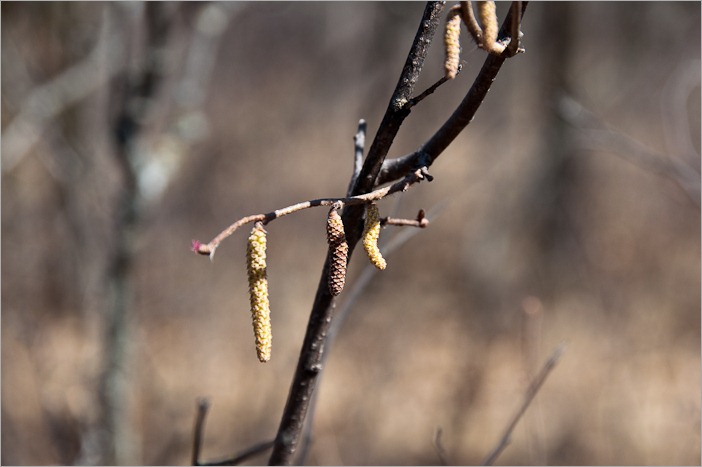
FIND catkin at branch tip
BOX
[444,5,462,79]
[326,207,348,296]
[247,222,271,363]
[362,203,387,270]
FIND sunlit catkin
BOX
[444,5,462,79]
[326,206,348,296]
[362,203,387,270]
[477,1,505,55]
[247,222,271,362]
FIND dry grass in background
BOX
[2,2,700,465]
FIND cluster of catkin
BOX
[325,202,387,297]
[444,1,505,79]
[244,203,388,362]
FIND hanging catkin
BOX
[326,206,348,296]
[477,1,505,55]
[362,203,387,270]
[444,5,462,79]
[246,222,271,362]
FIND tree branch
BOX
[267,4,446,465]
[377,1,528,186]
[481,342,566,466]
[192,398,210,466]
[192,168,431,259]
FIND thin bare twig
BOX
[481,342,566,466]
[347,119,367,197]
[268,8,447,464]
[382,209,430,228]
[406,70,460,110]
[192,398,211,466]
[433,426,450,466]
[201,440,275,466]
[377,1,528,186]
[193,168,431,259]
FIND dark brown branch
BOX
[481,342,566,466]
[377,1,528,186]
[192,398,211,466]
[406,69,460,111]
[267,4,446,465]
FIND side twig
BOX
[193,168,431,259]
[377,1,528,186]
[433,426,450,466]
[192,398,211,466]
[200,440,275,466]
[481,342,566,466]
[347,119,367,197]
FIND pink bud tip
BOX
[191,240,202,252]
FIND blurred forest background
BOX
[2,2,700,465]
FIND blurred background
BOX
[2,2,700,465]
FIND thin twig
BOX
[377,1,528,186]
[201,440,275,466]
[433,426,450,466]
[2,5,126,173]
[194,168,431,259]
[481,342,566,466]
[192,398,211,466]
[406,70,460,110]
[347,119,367,197]
[382,209,430,228]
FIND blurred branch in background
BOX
[96,4,239,464]
[1,7,125,174]
[558,93,701,209]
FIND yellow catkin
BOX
[326,207,348,296]
[477,1,505,55]
[247,222,271,363]
[362,203,387,270]
[460,1,483,46]
[444,5,462,79]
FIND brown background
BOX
[2,2,700,465]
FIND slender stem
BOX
[192,398,211,466]
[201,440,275,466]
[267,4,445,465]
[347,119,367,197]
[194,169,429,258]
[481,343,566,466]
[377,2,528,186]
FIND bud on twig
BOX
[247,222,272,362]
[362,203,387,270]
